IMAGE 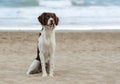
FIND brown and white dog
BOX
[26,12,59,77]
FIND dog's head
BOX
[38,12,59,28]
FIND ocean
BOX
[0,0,120,30]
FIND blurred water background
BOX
[0,0,120,29]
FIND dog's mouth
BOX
[48,23,54,27]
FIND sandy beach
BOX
[0,31,120,84]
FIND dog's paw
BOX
[26,71,30,75]
[42,73,47,77]
[49,74,54,77]
[26,69,32,75]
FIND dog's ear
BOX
[38,13,46,25]
[53,13,59,25]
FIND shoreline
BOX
[0,25,120,32]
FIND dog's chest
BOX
[43,37,53,52]
[38,31,56,61]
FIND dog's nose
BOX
[50,20,53,23]
[50,20,54,25]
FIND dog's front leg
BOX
[49,50,55,77]
[40,52,47,77]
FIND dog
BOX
[26,12,59,77]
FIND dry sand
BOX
[0,31,120,84]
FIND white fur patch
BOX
[26,59,40,74]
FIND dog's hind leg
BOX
[26,47,42,74]
[26,59,41,74]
